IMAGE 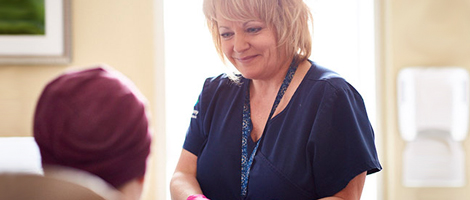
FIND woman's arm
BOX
[170,149,204,200]
[319,171,367,200]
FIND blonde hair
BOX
[203,0,313,66]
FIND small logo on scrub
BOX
[191,110,199,119]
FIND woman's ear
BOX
[138,176,145,184]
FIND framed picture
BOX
[0,0,71,65]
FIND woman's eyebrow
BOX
[243,20,257,26]
[218,20,259,30]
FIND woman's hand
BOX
[170,149,205,200]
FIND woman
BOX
[170,0,381,199]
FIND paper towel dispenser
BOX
[398,67,469,142]
[397,67,469,187]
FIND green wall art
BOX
[0,0,45,35]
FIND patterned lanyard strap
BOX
[241,60,298,197]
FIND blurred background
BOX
[1,0,469,199]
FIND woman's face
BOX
[217,17,287,81]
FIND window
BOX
[163,0,378,199]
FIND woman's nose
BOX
[233,34,249,53]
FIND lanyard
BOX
[240,60,298,197]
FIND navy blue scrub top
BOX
[183,61,382,200]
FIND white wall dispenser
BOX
[397,67,469,187]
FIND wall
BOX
[0,0,165,199]
[379,0,470,199]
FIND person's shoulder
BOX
[196,73,246,114]
[304,61,349,90]
[203,73,245,91]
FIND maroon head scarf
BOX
[34,66,152,189]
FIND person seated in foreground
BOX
[33,66,152,200]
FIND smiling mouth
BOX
[235,55,257,63]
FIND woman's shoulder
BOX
[300,61,365,103]
[304,62,350,90]
[196,73,246,107]
[202,73,246,92]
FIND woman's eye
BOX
[220,32,234,39]
[246,27,262,33]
